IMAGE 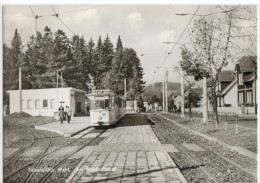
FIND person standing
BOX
[58,103,64,124]
[65,106,72,124]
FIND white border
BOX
[0,1,259,182]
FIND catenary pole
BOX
[162,75,165,113]
[19,67,22,113]
[124,78,127,100]
[57,70,58,107]
[181,69,185,117]
[203,77,208,123]
[165,70,168,113]
[61,72,63,103]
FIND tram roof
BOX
[90,89,115,96]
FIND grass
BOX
[3,114,56,148]
[3,113,55,127]
[161,113,257,153]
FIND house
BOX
[7,87,86,116]
[169,90,181,110]
[216,70,237,107]
[126,100,138,113]
[235,56,257,114]
[185,86,203,107]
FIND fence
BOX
[167,111,255,134]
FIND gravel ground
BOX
[31,159,82,183]
[149,114,257,183]
[4,128,106,183]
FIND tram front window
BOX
[91,99,110,110]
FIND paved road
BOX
[35,116,90,136]
[66,114,187,183]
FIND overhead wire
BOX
[29,6,36,17]
[160,5,200,67]
[51,5,75,35]
[56,5,108,15]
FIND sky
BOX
[2,5,257,86]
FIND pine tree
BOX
[100,35,114,89]
[122,48,145,99]
[102,34,114,68]
[110,36,124,94]
[3,29,25,90]
[65,35,90,91]
[93,36,105,89]
[3,44,12,105]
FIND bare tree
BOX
[179,5,257,126]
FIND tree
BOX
[64,35,90,91]
[109,36,124,94]
[180,5,257,126]
[3,44,12,105]
[3,29,25,91]
[92,36,106,89]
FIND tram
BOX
[89,89,126,127]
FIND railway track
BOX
[3,127,96,182]
[23,137,53,183]
[4,133,35,169]
[148,114,257,183]
[38,129,106,183]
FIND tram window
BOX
[98,100,105,109]
[91,99,109,110]
[105,99,109,109]
[111,97,115,109]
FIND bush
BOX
[8,112,31,118]
[224,104,231,107]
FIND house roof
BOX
[218,70,235,82]
[184,87,203,97]
[219,78,237,96]
[243,72,255,82]
[236,56,257,72]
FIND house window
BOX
[43,99,48,108]
[22,100,26,109]
[35,99,40,109]
[50,99,56,108]
[238,73,243,85]
[238,92,244,104]
[246,91,252,103]
[27,100,33,109]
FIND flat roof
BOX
[7,87,86,93]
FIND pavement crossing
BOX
[66,114,187,183]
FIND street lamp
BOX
[19,62,27,113]
[156,66,175,114]
[175,10,208,123]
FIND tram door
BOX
[77,102,81,113]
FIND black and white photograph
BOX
[1,2,259,183]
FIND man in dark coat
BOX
[65,106,72,124]
[58,103,64,124]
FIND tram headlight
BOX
[98,116,102,120]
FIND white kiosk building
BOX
[7,87,86,116]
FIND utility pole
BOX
[124,78,127,100]
[61,72,63,102]
[203,21,208,124]
[57,70,59,107]
[181,69,185,118]
[254,66,257,115]
[162,75,165,113]
[19,67,22,113]
[203,77,208,123]
[165,70,168,113]
[29,7,42,47]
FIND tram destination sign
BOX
[91,90,114,96]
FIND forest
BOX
[3,27,146,105]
